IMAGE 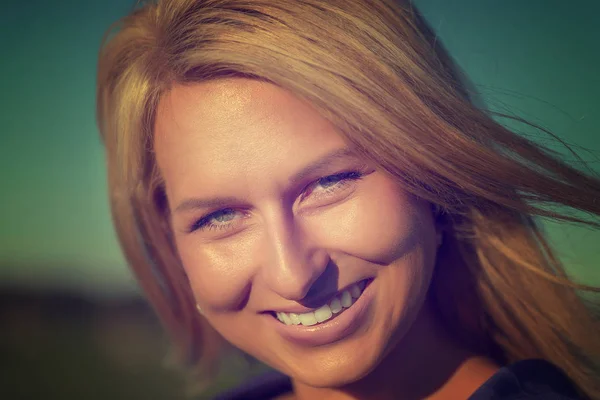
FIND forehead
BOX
[153,79,348,197]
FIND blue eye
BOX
[189,208,242,232]
[211,209,236,223]
[318,171,362,188]
[188,170,364,233]
[302,170,363,200]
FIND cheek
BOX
[316,176,431,265]
[176,235,257,310]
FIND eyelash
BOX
[188,170,364,233]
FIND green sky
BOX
[1,0,598,298]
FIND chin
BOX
[286,338,385,388]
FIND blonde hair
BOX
[96,0,600,397]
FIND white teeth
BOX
[329,297,342,313]
[281,312,292,325]
[350,284,361,299]
[340,290,353,308]
[298,312,318,326]
[289,313,301,325]
[314,304,333,323]
[277,312,293,325]
[274,280,368,326]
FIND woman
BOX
[96,0,600,398]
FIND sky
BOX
[1,0,599,298]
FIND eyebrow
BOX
[174,147,360,214]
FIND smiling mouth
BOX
[270,279,372,327]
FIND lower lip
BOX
[267,279,375,347]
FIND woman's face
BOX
[154,78,442,387]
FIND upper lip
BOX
[266,278,370,314]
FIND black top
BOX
[213,359,582,399]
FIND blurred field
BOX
[0,288,266,400]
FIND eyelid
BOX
[299,170,362,202]
[297,161,369,194]
[187,208,247,233]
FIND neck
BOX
[290,297,500,400]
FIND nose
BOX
[261,209,328,301]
